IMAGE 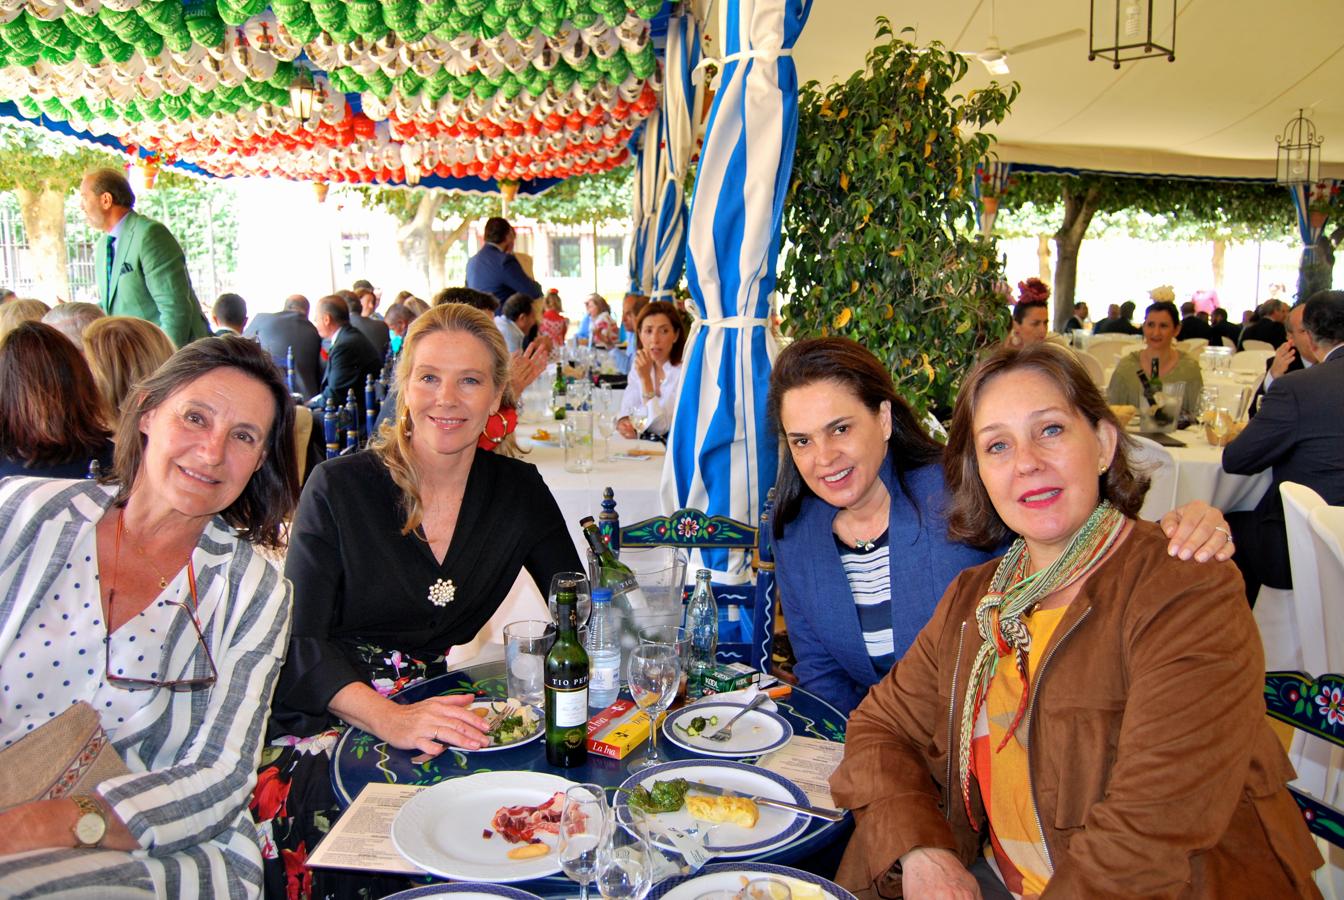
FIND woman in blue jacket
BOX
[767,337,1236,715]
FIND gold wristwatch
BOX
[71,795,107,849]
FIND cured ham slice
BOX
[490,791,569,844]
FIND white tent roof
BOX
[786,0,1344,179]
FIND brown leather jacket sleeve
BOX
[1044,559,1266,897]
[829,571,972,893]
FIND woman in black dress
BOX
[258,303,581,900]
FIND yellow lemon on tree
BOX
[833,307,853,329]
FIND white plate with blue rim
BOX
[380,885,545,900]
[613,760,810,858]
[662,701,793,758]
[648,861,858,900]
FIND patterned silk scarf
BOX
[957,501,1127,821]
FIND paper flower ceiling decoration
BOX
[0,0,664,185]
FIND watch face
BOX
[75,812,105,845]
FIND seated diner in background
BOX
[829,343,1322,899]
[260,303,580,900]
[1105,299,1203,419]
[1092,299,1141,335]
[768,337,1235,716]
[81,315,176,423]
[0,335,299,898]
[1004,296,1049,349]
[617,300,687,441]
[0,321,113,479]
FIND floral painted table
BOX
[329,661,852,896]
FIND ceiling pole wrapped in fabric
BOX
[661,0,811,579]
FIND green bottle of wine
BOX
[578,516,649,609]
[545,578,589,767]
[552,362,567,421]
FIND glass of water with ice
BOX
[503,619,555,707]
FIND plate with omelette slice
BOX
[613,760,810,857]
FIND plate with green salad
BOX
[463,699,545,752]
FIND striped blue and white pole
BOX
[662,0,812,578]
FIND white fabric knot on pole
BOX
[693,47,794,89]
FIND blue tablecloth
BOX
[329,661,851,896]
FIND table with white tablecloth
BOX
[517,433,670,558]
[1130,426,1271,517]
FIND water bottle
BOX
[585,588,622,710]
[683,569,717,699]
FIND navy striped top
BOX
[836,531,895,675]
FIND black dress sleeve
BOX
[270,462,363,737]
[516,462,583,591]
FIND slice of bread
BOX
[686,794,759,828]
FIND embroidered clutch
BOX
[0,701,131,811]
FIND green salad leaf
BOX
[624,777,690,814]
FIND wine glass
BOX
[626,643,680,772]
[596,820,654,900]
[628,409,650,442]
[639,625,691,703]
[1209,406,1232,446]
[559,783,609,900]
[595,385,617,461]
[549,572,592,636]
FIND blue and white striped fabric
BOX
[1288,180,1337,263]
[629,11,704,297]
[661,0,812,577]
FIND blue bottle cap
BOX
[592,588,614,603]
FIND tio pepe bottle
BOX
[585,588,622,710]
[552,362,567,421]
[578,516,648,609]
[684,568,718,699]
[545,579,589,767]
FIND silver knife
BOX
[689,781,846,822]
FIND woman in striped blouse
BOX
[0,336,299,899]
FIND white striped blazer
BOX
[0,477,292,899]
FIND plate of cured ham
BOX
[391,771,578,882]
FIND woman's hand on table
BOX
[377,693,492,755]
[617,416,637,439]
[898,847,982,899]
[1160,500,1235,562]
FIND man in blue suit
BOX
[1224,290,1344,602]
[245,294,323,398]
[465,217,541,304]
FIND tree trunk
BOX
[1296,224,1341,301]
[1051,183,1103,331]
[1036,235,1053,284]
[428,218,472,294]
[1211,238,1226,293]
[15,185,69,302]
[394,192,444,298]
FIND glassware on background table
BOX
[628,409,650,439]
[595,385,617,461]
[567,380,593,413]
[548,571,592,637]
[626,643,680,772]
[559,783,608,900]
[639,625,691,701]
[1198,386,1221,424]
[503,619,555,707]
[564,409,595,473]
[596,817,654,900]
[1207,406,1233,446]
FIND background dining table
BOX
[329,660,852,899]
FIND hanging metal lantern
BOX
[1089,0,1175,69]
[289,67,316,121]
[1276,108,1324,186]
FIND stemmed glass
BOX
[596,819,654,900]
[627,643,680,772]
[559,783,609,900]
[639,625,691,704]
[628,409,650,442]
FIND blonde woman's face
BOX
[404,330,502,459]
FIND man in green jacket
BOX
[79,167,208,348]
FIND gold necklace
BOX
[122,510,175,590]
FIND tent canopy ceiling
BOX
[787,0,1344,179]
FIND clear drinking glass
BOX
[1199,386,1221,424]
[595,385,617,461]
[548,571,592,635]
[596,822,654,900]
[628,409,650,440]
[559,783,609,900]
[503,620,555,707]
[639,625,691,702]
[626,643,680,772]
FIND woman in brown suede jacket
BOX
[831,344,1321,899]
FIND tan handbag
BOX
[0,701,131,811]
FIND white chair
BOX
[1277,484,1326,801]
[1075,350,1105,388]
[1128,435,1178,521]
[1230,349,1274,373]
[1087,339,1135,372]
[1243,339,1275,353]
[1307,504,1344,899]
[1222,335,1238,349]
[1175,337,1208,355]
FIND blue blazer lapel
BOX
[798,487,878,687]
[883,458,936,656]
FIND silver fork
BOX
[703,693,767,742]
[484,700,520,737]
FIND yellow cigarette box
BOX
[587,699,652,760]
